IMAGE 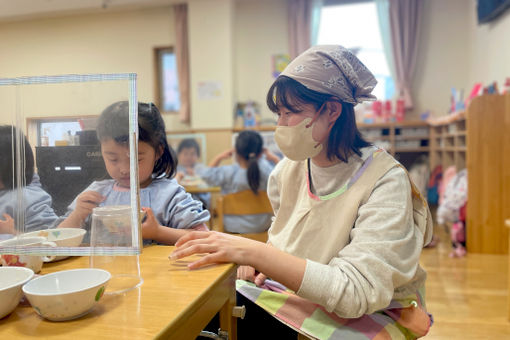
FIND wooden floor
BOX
[420,224,510,339]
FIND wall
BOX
[0,7,184,126]
[188,0,235,129]
[234,0,288,123]
[466,0,510,88]
[411,0,470,119]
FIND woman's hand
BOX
[237,265,267,286]
[263,148,281,164]
[170,231,263,269]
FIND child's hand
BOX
[141,207,160,240]
[209,148,234,167]
[219,148,234,160]
[175,172,185,182]
[72,191,105,222]
[0,213,15,234]
[263,148,280,164]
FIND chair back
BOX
[215,190,273,242]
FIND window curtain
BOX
[375,0,396,79]
[310,0,324,46]
[388,0,423,109]
[287,0,313,60]
[173,3,191,123]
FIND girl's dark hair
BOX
[177,138,201,157]
[97,101,177,178]
[235,130,263,194]
[0,125,34,190]
[267,76,371,162]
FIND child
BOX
[58,102,209,245]
[0,125,58,237]
[199,130,280,233]
[175,138,210,208]
[172,46,434,339]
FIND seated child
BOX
[0,125,58,238]
[57,102,210,245]
[200,130,280,233]
[175,138,210,208]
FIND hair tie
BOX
[248,152,256,159]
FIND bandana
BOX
[280,45,377,105]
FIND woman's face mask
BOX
[274,103,329,161]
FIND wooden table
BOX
[184,185,221,194]
[0,246,237,340]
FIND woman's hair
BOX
[267,76,371,162]
[177,138,201,158]
[235,130,263,194]
[97,101,177,178]
[0,125,34,190]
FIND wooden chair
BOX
[214,189,273,242]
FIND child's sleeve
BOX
[158,181,210,229]
[23,185,59,231]
[199,165,231,188]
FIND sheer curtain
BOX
[174,4,191,123]
[288,0,320,59]
[388,0,423,109]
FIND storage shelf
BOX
[394,135,429,140]
[395,147,429,153]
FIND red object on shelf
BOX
[396,98,405,122]
[372,100,382,118]
[383,100,392,122]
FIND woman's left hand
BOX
[170,231,262,269]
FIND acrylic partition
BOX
[0,74,142,258]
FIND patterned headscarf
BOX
[280,45,377,105]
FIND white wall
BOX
[0,7,184,127]
[411,0,470,119]
[188,0,235,129]
[234,0,288,123]
[466,0,510,88]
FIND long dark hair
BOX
[0,125,34,190]
[235,130,263,194]
[267,76,371,162]
[97,101,177,178]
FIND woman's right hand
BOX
[237,265,267,286]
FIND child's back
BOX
[199,131,278,233]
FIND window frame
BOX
[153,46,180,114]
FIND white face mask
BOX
[275,117,323,161]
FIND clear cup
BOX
[89,205,142,294]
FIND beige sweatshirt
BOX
[267,147,433,318]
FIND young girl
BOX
[199,130,280,233]
[0,125,58,238]
[58,102,209,245]
[172,46,434,339]
[175,138,210,208]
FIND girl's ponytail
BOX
[235,130,263,195]
[246,153,260,194]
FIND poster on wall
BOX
[272,54,290,78]
[197,81,222,100]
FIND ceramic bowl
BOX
[23,228,87,261]
[0,267,34,319]
[22,268,110,321]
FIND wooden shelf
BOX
[429,115,466,171]
[394,135,429,140]
[395,147,429,153]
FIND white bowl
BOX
[22,228,87,261]
[22,268,110,321]
[0,267,34,319]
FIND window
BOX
[38,120,81,146]
[317,1,394,100]
[155,47,180,112]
